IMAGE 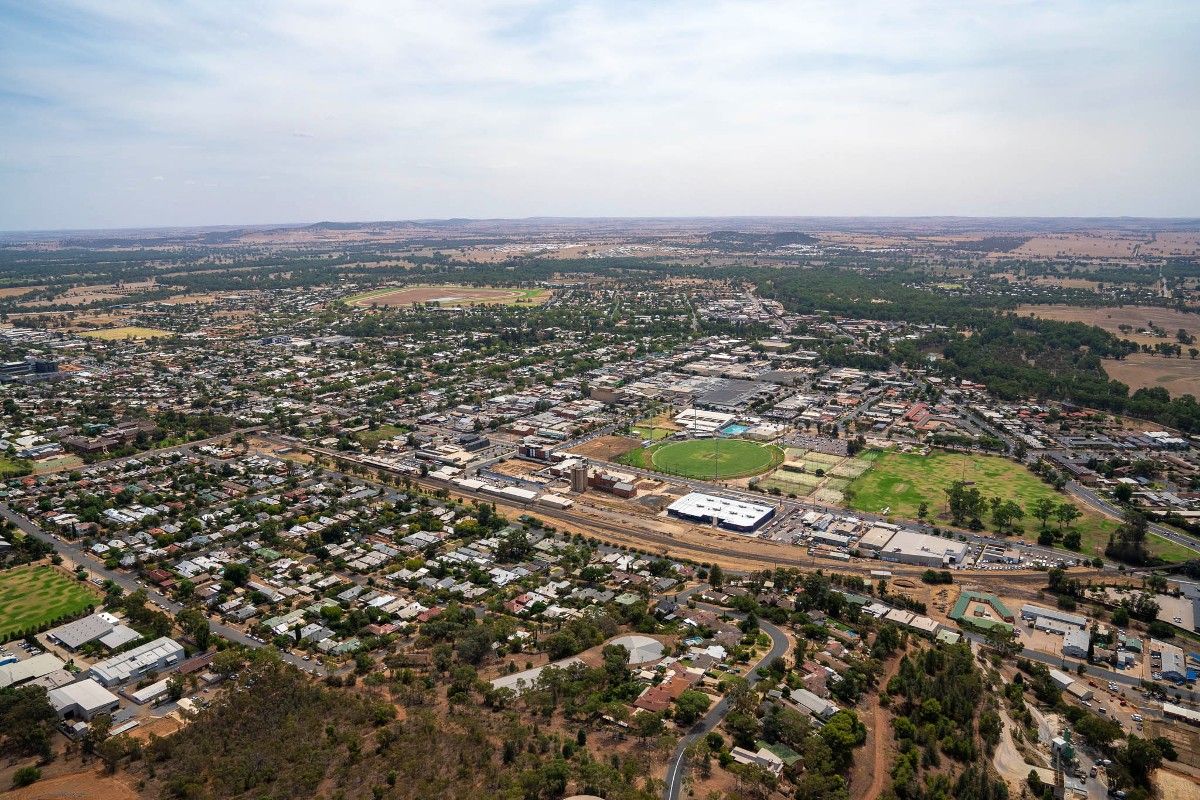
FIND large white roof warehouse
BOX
[667,492,775,532]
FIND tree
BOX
[211,649,245,678]
[1111,606,1130,627]
[177,608,211,651]
[1113,483,1134,505]
[0,685,58,759]
[990,499,1024,534]
[11,766,40,788]
[708,563,724,589]
[1055,502,1082,531]
[222,561,251,587]
[633,711,664,741]
[1031,497,1056,530]
[674,690,712,727]
[819,710,866,772]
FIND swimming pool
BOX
[720,423,749,436]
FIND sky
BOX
[1,1,1198,230]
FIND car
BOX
[1131,714,1142,722]
[1090,766,1098,777]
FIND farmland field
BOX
[0,565,99,641]
[1102,352,1200,397]
[346,285,548,307]
[621,438,783,479]
[81,326,174,340]
[1015,304,1200,347]
[847,450,1187,561]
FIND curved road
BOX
[662,603,789,800]
[1065,480,1200,556]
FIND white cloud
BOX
[0,0,1197,228]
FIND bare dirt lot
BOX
[1017,304,1200,346]
[2,767,140,800]
[1103,353,1200,397]
[568,435,641,461]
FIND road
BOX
[963,629,1195,708]
[663,604,789,800]
[0,501,326,676]
[1065,480,1200,555]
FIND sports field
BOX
[846,450,1188,561]
[0,565,99,641]
[621,438,783,479]
[81,326,173,340]
[345,285,548,307]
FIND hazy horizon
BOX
[3,1,1198,230]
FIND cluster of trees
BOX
[144,650,662,800]
[885,644,1008,800]
[944,480,1082,543]
[1106,509,1153,565]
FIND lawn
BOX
[622,438,783,479]
[355,424,409,448]
[846,450,1187,562]
[0,456,32,478]
[81,326,174,340]
[630,426,674,441]
[0,565,99,641]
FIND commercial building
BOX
[673,408,734,435]
[1062,629,1091,659]
[1150,639,1188,683]
[0,653,66,689]
[46,612,118,651]
[876,530,969,567]
[1164,702,1200,726]
[88,637,184,687]
[1020,604,1087,630]
[856,525,898,551]
[666,492,775,532]
[47,678,120,721]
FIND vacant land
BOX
[847,450,1189,561]
[1103,352,1200,397]
[0,565,98,641]
[1015,304,1200,347]
[81,326,174,340]
[622,438,783,479]
[568,435,641,461]
[347,285,548,307]
[355,424,408,448]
